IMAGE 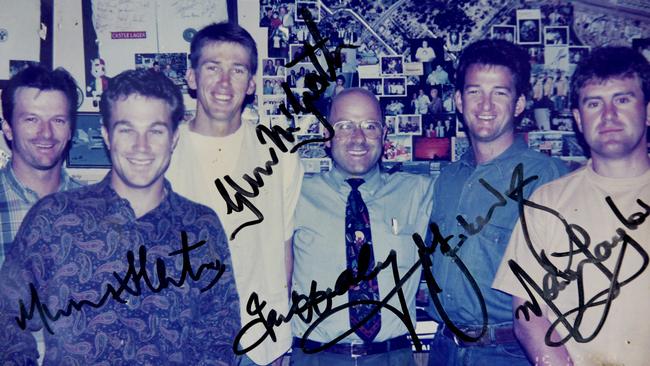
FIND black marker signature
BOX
[232,217,495,355]
[505,164,649,346]
[15,231,226,335]
[232,163,566,355]
[216,7,356,239]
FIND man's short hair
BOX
[1,64,79,129]
[570,46,650,109]
[455,39,531,97]
[189,22,258,74]
[99,69,184,131]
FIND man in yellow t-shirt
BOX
[494,46,650,365]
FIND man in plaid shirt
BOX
[0,64,82,266]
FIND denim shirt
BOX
[426,138,568,327]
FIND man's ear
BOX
[246,76,256,96]
[101,125,111,150]
[171,128,180,151]
[323,125,332,148]
[2,120,13,141]
[572,108,583,133]
[454,90,463,112]
[186,68,197,91]
[514,95,526,117]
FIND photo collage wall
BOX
[254,0,650,174]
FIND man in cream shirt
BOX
[493,46,650,365]
[166,22,303,365]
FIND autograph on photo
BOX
[506,166,649,347]
[214,8,354,240]
[14,231,226,335]
[234,163,542,354]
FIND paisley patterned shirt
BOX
[0,174,240,365]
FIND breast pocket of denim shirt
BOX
[476,221,513,270]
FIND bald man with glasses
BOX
[290,88,434,365]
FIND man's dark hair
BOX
[189,22,258,74]
[570,46,650,109]
[455,39,531,97]
[99,69,184,131]
[1,64,79,129]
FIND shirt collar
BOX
[4,161,74,202]
[93,171,175,219]
[459,136,528,168]
[327,164,382,196]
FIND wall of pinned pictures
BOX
[252,0,650,174]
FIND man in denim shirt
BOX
[426,39,568,365]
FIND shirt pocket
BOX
[379,212,418,271]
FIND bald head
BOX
[327,87,385,177]
[329,87,383,123]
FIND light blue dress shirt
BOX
[292,165,434,343]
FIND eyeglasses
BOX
[332,120,384,138]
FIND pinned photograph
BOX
[491,25,516,43]
[67,112,111,168]
[544,46,569,71]
[360,78,383,96]
[295,114,321,135]
[386,116,397,135]
[262,58,286,76]
[544,26,569,46]
[286,62,317,89]
[8,60,39,77]
[425,63,451,87]
[569,46,590,65]
[633,38,650,62]
[296,1,320,22]
[134,53,188,92]
[262,95,285,116]
[446,31,462,53]
[383,135,412,162]
[396,114,422,135]
[452,136,470,162]
[381,55,404,75]
[382,97,408,116]
[411,38,438,63]
[262,77,286,95]
[423,113,455,138]
[383,77,407,96]
[297,135,327,159]
[413,136,451,161]
[516,9,542,45]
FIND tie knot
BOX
[346,178,365,191]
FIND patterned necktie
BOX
[345,178,381,342]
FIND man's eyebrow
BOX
[149,121,171,129]
[201,60,249,68]
[464,84,513,91]
[581,91,637,104]
[112,120,132,127]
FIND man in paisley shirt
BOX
[0,69,240,365]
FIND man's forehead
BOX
[330,90,382,120]
[581,75,642,91]
[199,41,252,64]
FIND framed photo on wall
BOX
[67,112,111,168]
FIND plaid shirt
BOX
[0,163,82,266]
